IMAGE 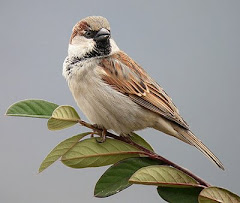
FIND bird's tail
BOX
[173,125,224,170]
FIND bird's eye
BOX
[84,30,95,39]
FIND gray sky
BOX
[1,1,240,202]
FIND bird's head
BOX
[68,16,119,59]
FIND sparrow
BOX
[62,16,224,170]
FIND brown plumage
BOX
[100,51,189,129]
[99,51,224,170]
[63,16,224,170]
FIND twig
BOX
[78,120,210,187]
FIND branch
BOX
[78,120,210,187]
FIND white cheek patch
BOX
[68,36,120,59]
[109,39,120,54]
[68,36,95,58]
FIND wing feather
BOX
[99,51,189,129]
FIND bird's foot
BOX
[91,124,107,143]
[97,128,107,143]
[90,124,99,138]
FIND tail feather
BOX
[173,125,224,170]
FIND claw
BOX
[91,124,101,138]
[96,128,107,143]
[90,132,95,138]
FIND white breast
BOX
[63,58,157,135]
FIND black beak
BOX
[94,28,110,42]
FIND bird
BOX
[62,16,224,170]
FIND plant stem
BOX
[78,120,210,187]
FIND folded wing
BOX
[99,51,189,130]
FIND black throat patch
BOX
[84,39,111,59]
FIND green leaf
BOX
[157,187,203,203]
[39,132,90,173]
[47,105,80,130]
[198,187,240,203]
[6,99,58,119]
[129,165,199,187]
[61,138,143,168]
[130,132,154,152]
[94,157,163,198]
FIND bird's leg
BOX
[97,127,107,143]
[91,124,107,143]
[90,124,100,138]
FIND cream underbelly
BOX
[66,63,178,137]
[68,68,158,135]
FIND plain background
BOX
[1,1,240,202]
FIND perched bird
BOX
[63,16,224,169]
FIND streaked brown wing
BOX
[99,51,189,130]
